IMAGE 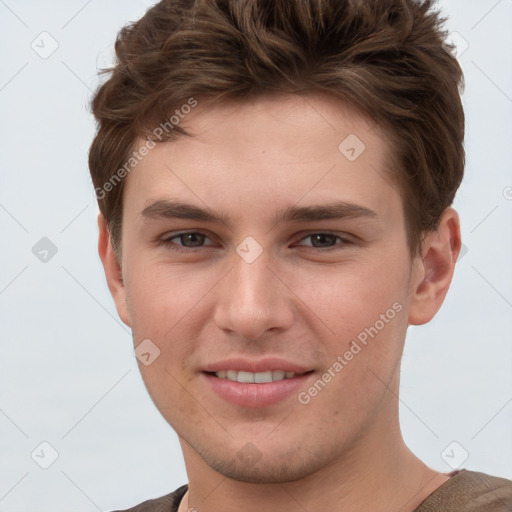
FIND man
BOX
[89,0,512,510]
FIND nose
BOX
[213,245,295,341]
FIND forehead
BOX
[123,92,401,225]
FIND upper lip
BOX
[202,357,314,374]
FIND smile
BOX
[214,370,300,383]
[203,370,315,408]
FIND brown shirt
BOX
[112,469,512,511]
[414,469,512,511]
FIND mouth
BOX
[202,369,316,408]
[206,369,313,383]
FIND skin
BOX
[98,92,461,512]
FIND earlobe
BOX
[408,207,461,326]
[97,213,132,327]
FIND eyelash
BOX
[157,231,353,253]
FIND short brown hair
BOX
[89,0,465,259]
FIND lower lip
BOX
[202,372,314,408]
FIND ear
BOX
[408,207,461,326]
[97,213,131,327]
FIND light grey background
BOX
[1,0,511,510]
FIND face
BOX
[101,92,453,483]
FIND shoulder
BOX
[461,470,512,510]
[415,469,512,511]
[110,484,188,512]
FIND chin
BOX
[200,446,325,483]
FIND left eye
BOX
[159,232,214,251]
[159,231,351,252]
[296,233,349,249]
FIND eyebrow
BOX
[140,199,379,229]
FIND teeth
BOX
[237,371,254,383]
[255,371,273,383]
[214,370,298,382]
[272,370,285,381]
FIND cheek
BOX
[123,260,220,403]
[298,259,408,408]
[287,253,410,407]
[124,259,208,338]
[287,254,410,345]
[123,262,207,422]
[296,301,408,433]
